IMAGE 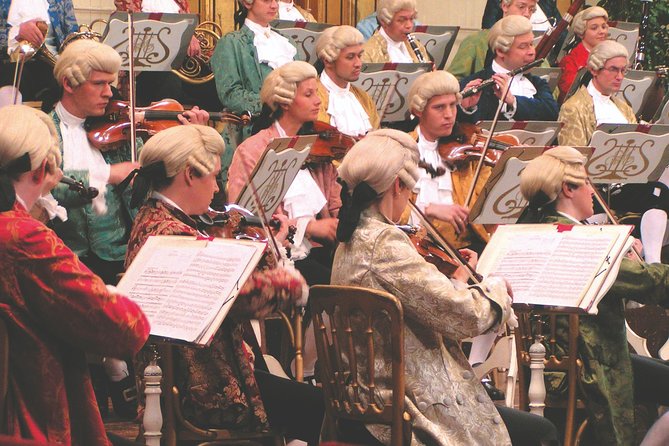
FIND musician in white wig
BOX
[557,5,609,101]
[315,25,379,137]
[361,0,429,63]
[458,15,559,123]
[519,145,669,445]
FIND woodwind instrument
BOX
[633,0,654,70]
[406,33,426,63]
[460,59,544,98]
[534,0,585,61]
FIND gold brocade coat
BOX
[316,81,381,132]
[331,208,512,446]
[403,130,492,249]
[362,30,430,64]
[294,4,316,22]
[558,85,637,146]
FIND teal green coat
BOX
[50,110,141,262]
[522,209,669,445]
[210,25,302,187]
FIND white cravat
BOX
[275,122,327,260]
[413,126,454,212]
[320,71,372,137]
[56,102,110,215]
[278,1,307,21]
[492,59,537,120]
[245,18,297,69]
[7,0,52,55]
[530,4,551,32]
[141,0,181,13]
[587,81,630,125]
[379,27,412,63]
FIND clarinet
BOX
[406,33,426,63]
[634,0,653,70]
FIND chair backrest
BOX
[309,285,407,446]
[411,25,459,70]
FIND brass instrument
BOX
[172,21,221,85]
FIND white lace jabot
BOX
[320,70,372,137]
[278,1,307,21]
[587,80,629,125]
[413,125,454,212]
[245,18,296,69]
[379,27,412,63]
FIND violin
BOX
[438,122,519,170]
[399,225,460,277]
[60,176,99,200]
[304,121,357,163]
[85,99,252,151]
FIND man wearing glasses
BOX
[559,40,669,265]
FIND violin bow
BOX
[464,75,514,208]
[127,11,138,163]
[408,200,482,284]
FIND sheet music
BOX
[478,227,619,309]
[119,237,263,343]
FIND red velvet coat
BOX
[0,203,150,445]
[558,42,590,103]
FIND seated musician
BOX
[315,25,380,138]
[278,0,316,22]
[228,61,340,286]
[211,0,300,188]
[557,6,609,103]
[458,15,559,124]
[449,0,538,80]
[559,40,669,264]
[0,104,150,445]
[406,70,489,252]
[481,0,560,31]
[1,0,77,102]
[518,146,669,445]
[333,128,558,446]
[124,124,324,445]
[361,0,429,64]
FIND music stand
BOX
[355,63,432,122]
[102,12,197,71]
[585,125,669,184]
[271,20,333,64]
[411,25,459,70]
[469,146,594,225]
[615,70,657,116]
[528,66,561,92]
[654,93,669,124]
[477,121,562,146]
[607,21,639,64]
[236,135,316,217]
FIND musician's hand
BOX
[41,165,63,195]
[461,79,483,109]
[271,214,290,244]
[187,35,201,57]
[306,217,338,244]
[17,19,46,47]
[425,203,469,234]
[178,106,209,126]
[492,73,515,106]
[459,248,478,271]
[109,161,140,186]
[490,275,514,300]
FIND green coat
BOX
[211,25,301,187]
[448,30,489,81]
[521,209,669,445]
[49,110,141,262]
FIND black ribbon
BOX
[0,152,32,212]
[336,178,379,242]
[116,161,168,209]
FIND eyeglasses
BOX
[601,66,629,76]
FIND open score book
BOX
[118,235,266,346]
[477,224,635,314]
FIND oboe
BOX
[460,58,544,98]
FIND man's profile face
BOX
[497,31,535,70]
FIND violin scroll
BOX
[60,176,99,200]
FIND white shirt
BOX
[320,70,372,137]
[530,4,551,32]
[245,18,297,69]
[413,125,454,213]
[492,59,537,120]
[141,0,181,13]
[55,102,110,215]
[379,27,412,63]
[7,0,55,55]
[275,122,327,260]
[278,1,307,22]
[587,80,629,125]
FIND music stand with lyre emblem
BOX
[235,135,316,217]
[102,12,197,72]
[411,25,459,70]
[477,121,563,147]
[355,63,432,123]
[469,146,594,225]
[607,21,640,65]
[271,20,333,65]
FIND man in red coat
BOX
[0,104,150,445]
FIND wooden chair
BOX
[309,285,411,446]
[156,343,284,446]
[515,310,587,446]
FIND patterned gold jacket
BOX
[362,30,430,64]
[331,207,512,445]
